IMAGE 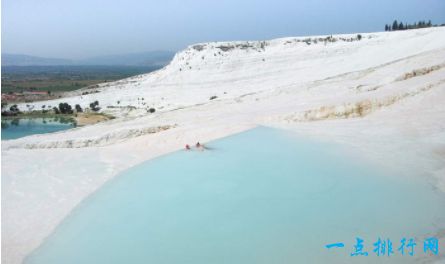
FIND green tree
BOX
[9,105,19,113]
[75,104,83,113]
[392,20,399,31]
[58,103,73,114]
[89,101,100,112]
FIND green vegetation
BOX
[75,104,83,112]
[89,101,100,112]
[9,104,19,113]
[385,20,438,31]
[1,65,161,93]
[58,103,74,114]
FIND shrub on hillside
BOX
[59,103,73,114]
[90,101,100,112]
[9,105,19,113]
[75,104,83,112]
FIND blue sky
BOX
[2,0,445,59]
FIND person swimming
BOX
[185,144,191,150]
[196,142,211,150]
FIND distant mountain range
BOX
[1,51,175,66]
[2,54,72,66]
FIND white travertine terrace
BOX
[2,27,445,264]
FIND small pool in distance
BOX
[1,117,75,140]
[25,127,445,264]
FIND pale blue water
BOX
[1,117,75,140]
[25,127,445,263]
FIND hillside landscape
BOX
[2,27,445,263]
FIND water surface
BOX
[1,117,75,140]
[25,127,445,263]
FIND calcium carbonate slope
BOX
[2,27,445,264]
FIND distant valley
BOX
[1,51,175,98]
[2,50,175,67]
